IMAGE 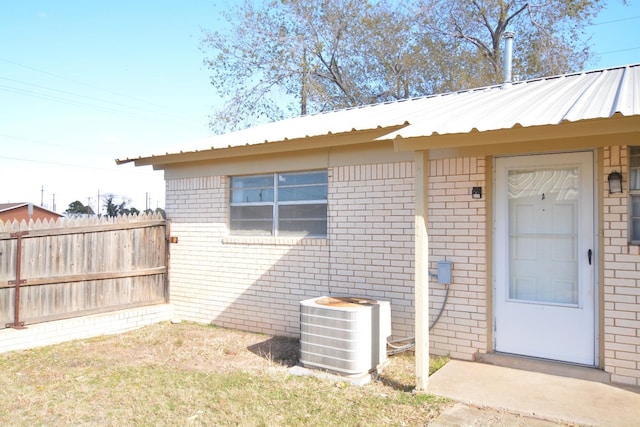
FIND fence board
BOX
[0,213,168,328]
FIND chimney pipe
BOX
[502,31,514,89]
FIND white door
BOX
[494,152,596,365]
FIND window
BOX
[230,171,328,237]
[630,147,640,243]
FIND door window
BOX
[508,167,579,305]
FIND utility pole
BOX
[40,186,44,206]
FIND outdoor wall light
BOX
[608,171,623,194]
[471,186,482,199]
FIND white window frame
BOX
[229,171,328,237]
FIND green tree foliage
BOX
[103,194,140,217]
[202,0,603,133]
[64,200,94,216]
[145,207,166,218]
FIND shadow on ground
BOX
[247,337,300,367]
[375,372,415,392]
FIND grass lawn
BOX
[0,322,450,426]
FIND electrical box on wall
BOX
[437,261,452,285]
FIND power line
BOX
[595,46,640,56]
[0,76,202,126]
[0,83,203,128]
[588,14,640,58]
[0,133,71,150]
[0,133,124,157]
[0,154,160,176]
[0,84,150,120]
[0,57,203,124]
[0,84,197,127]
[591,15,640,26]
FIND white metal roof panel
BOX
[119,64,640,164]
[384,64,640,140]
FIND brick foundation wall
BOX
[0,304,173,354]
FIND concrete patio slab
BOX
[427,360,640,427]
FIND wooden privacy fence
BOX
[0,213,169,329]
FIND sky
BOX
[1,1,639,216]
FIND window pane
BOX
[632,218,640,242]
[279,185,327,201]
[630,169,640,191]
[278,171,328,202]
[508,167,578,305]
[631,147,640,190]
[230,175,274,203]
[278,204,327,236]
[279,171,327,186]
[632,195,640,242]
[632,195,640,216]
[228,171,328,237]
[230,206,273,235]
[231,188,274,203]
[231,175,273,188]
[630,146,640,168]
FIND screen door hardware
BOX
[588,249,592,265]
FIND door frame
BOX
[492,150,600,365]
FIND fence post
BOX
[7,231,28,329]
[164,220,171,303]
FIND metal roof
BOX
[117,64,640,165]
[385,64,640,140]
[0,202,62,216]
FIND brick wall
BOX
[603,145,640,386]
[165,161,416,340]
[164,158,488,360]
[329,162,416,339]
[427,157,488,360]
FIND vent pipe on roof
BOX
[502,31,515,89]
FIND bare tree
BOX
[418,0,602,87]
[202,0,603,133]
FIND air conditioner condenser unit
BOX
[299,296,391,376]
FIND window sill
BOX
[222,236,327,246]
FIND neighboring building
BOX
[118,64,640,387]
[0,202,62,224]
